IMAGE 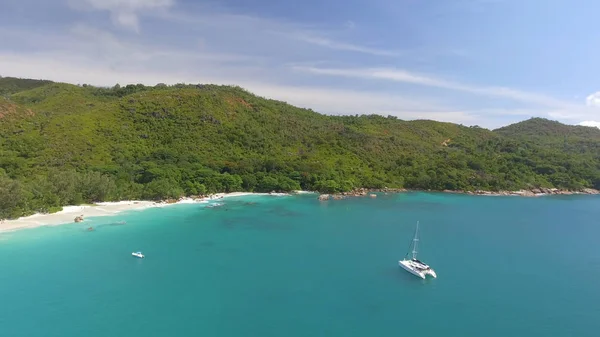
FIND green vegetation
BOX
[0,76,52,97]
[1,76,599,219]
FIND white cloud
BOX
[0,51,476,124]
[0,24,262,84]
[83,0,174,10]
[292,34,401,56]
[66,24,256,65]
[1,2,596,129]
[0,24,474,124]
[71,0,174,32]
[293,66,576,108]
[585,91,600,107]
[579,121,600,128]
[155,8,401,58]
[294,65,600,127]
[246,84,460,120]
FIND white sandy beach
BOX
[0,191,301,234]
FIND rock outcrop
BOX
[465,187,600,197]
[316,186,599,201]
[318,194,330,201]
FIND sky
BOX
[1,0,600,129]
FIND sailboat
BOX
[398,221,437,279]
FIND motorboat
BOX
[132,252,145,258]
[398,221,437,279]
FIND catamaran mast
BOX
[412,221,419,260]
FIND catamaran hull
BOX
[398,260,437,279]
[399,260,425,279]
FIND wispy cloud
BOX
[0,23,263,84]
[69,0,174,32]
[291,65,600,126]
[293,66,576,108]
[1,0,596,129]
[0,23,470,124]
[250,84,477,123]
[0,51,474,124]
[291,34,401,56]
[156,6,401,58]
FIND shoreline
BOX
[317,187,600,200]
[0,191,298,234]
[2,187,598,234]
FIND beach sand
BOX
[0,192,297,234]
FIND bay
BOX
[1,192,599,337]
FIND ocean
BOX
[1,192,599,337]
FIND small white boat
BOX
[398,221,437,279]
[132,252,145,258]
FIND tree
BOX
[0,78,599,218]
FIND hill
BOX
[0,76,53,97]
[495,117,600,139]
[495,117,600,156]
[1,78,599,219]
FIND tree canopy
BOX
[1,77,599,219]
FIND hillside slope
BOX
[495,117,600,139]
[0,76,53,96]
[1,79,599,219]
[495,117,600,158]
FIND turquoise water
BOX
[1,192,599,337]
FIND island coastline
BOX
[0,191,296,234]
[2,187,598,234]
[317,187,600,200]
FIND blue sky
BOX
[1,0,599,129]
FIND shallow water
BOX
[1,193,599,337]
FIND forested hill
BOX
[1,76,599,219]
[495,117,600,139]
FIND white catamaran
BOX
[398,221,437,279]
